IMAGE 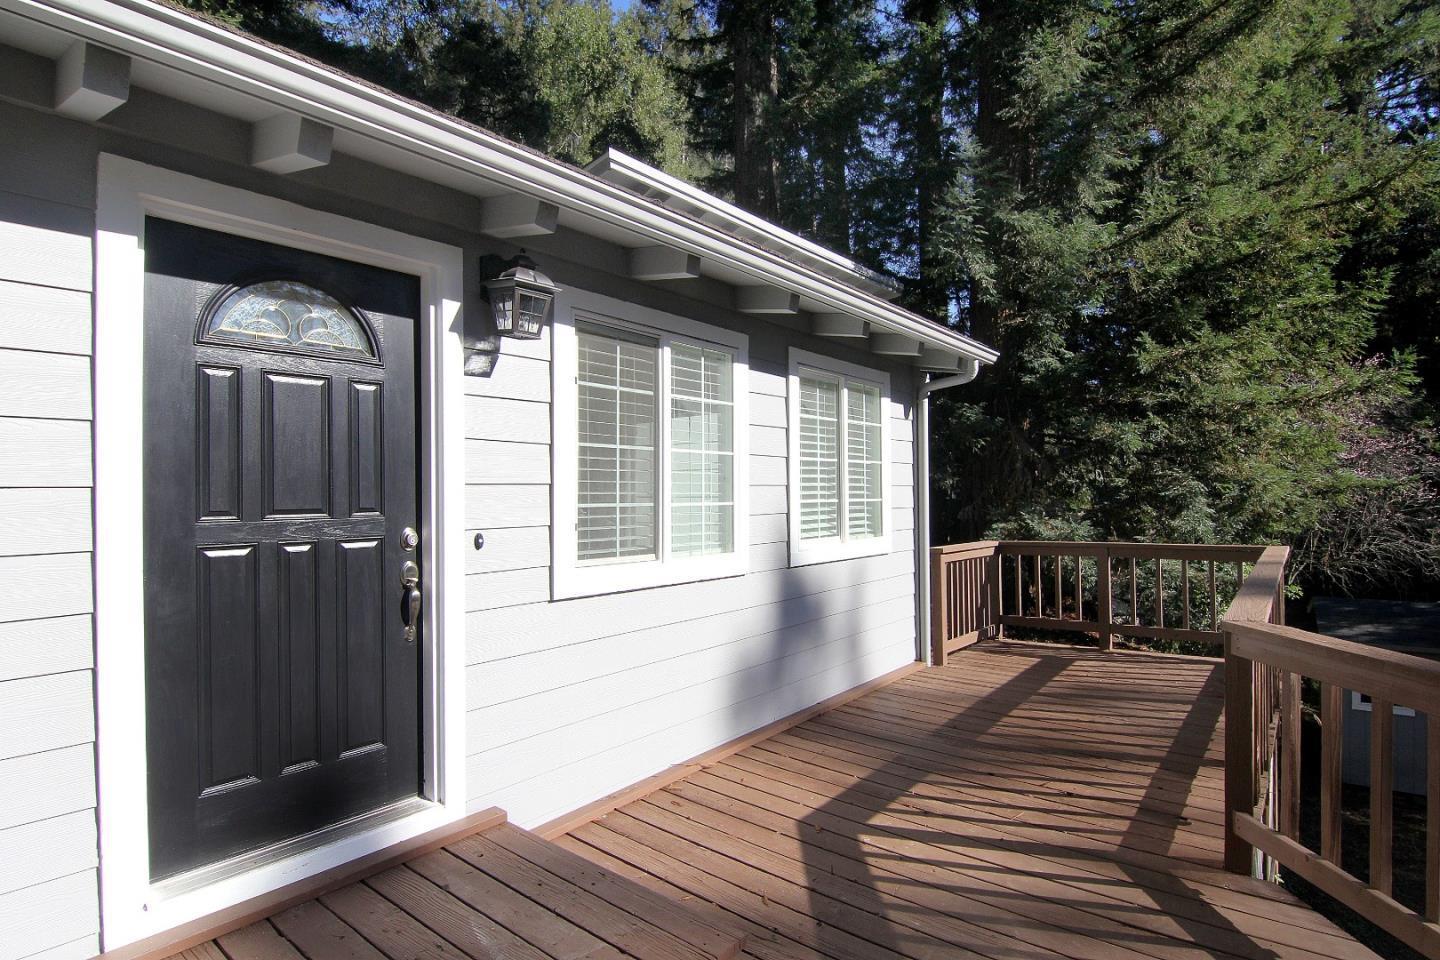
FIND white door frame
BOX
[94,155,468,949]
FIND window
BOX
[1351,691,1417,717]
[554,295,748,598]
[788,349,892,566]
[201,280,377,361]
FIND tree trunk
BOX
[731,1,779,219]
[903,0,948,321]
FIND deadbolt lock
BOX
[402,526,419,550]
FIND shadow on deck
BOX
[167,640,1379,960]
[561,640,1380,960]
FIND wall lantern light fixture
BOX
[481,253,560,340]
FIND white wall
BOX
[461,322,919,827]
[0,180,102,960]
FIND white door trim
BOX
[94,154,467,949]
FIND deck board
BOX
[564,641,1380,960]
[181,641,1378,960]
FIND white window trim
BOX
[553,288,749,599]
[1350,690,1417,717]
[94,156,468,949]
[787,348,893,567]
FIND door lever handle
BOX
[401,561,421,642]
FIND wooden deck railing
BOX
[929,539,1270,665]
[1221,548,1440,958]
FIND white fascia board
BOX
[587,148,903,299]
[9,0,998,366]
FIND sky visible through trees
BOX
[190,0,1440,598]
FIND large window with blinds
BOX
[555,300,749,598]
[788,349,892,566]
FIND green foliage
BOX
[173,0,1440,596]
[929,0,1440,598]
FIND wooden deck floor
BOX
[558,641,1380,960]
[170,640,1378,960]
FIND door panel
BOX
[143,217,422,881]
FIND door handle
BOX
[401,560,421,642]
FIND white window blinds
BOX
[846,382,883,538]
[670,342,735,557]
[576,323,739,566]
[798,376,841,540]
[797,371,884,543]
[577,328,658,561]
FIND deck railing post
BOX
[929,547,948,667]
[1097,548,1113,652]
[1224,627,1258,876]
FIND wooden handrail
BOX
[1220,547,1440,958]
[927,539,1277,664]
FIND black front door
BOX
[143,217,422,881]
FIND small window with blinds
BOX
[558,308,749,598]
[789,350,892,566]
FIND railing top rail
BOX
[994,540,1269,562]
[1221,544,1290,624]
[932,540,999,558]
[1223,618,1440,722]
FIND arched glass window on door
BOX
[200,280,377,361]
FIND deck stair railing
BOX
[1221,549,1440,959]
[928,539,1270,665]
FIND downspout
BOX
[915,358,982,662]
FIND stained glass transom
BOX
[203,281,375,358]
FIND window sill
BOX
[552,552,749,600]
[788,537,891,568]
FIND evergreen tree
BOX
[929,0,1437,574]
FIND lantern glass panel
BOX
[516,290,552,338]
[490,286,515,333]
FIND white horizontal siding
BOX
[464,526,549,575]
[11,935,98,960]
[464,310,920,827]
[464,484,549,529]
[462,353,550,403]
[0,419,91,487]
[0,810,96,896]
[0,744,96,831]
[0,554,92,624]
[0,281,90,356]
[749,424,786,457]
[465,566,551,611]
[464,396,549,443]
[0,184,96,960]
[465,439,550,485]
[468,548,913,665]
[0,870,99,960]
[470,634,916,827]
[0,350,90,420]
[0,201,92,293]
[0,671,95,760]
[0,615,92,682]
[0,489,91,556]
[749,512,787,545]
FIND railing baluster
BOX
[1097,553,1113,652]
[1013,554,1022,619]
[1321,682,1343,863]
[1208,561,1218,631]
[1053,553,1062,619]
[1130,557,1138,625]
[1181,559,1191,631]
[1371,696,1395,897]
[1155,558,1165,632]
[1033,554,1041,618]
[1428,709,1438,922]
[1280,670,1300,840]
[1224,628,1257,875]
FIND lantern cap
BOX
[484,253,559,294]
